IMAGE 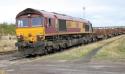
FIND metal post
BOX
[83,6,86,18]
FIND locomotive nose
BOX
[16,27,45,42]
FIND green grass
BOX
[0,23,16,35]
[93,35,125,61]
[39,35,124,61]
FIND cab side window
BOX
[46,18,52,27]
[89,23,93,32]
[48,18,52,26]
[85,24,89,32]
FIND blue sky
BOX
[0,0,125,27]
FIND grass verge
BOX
[93,35,125,62]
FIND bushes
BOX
[0,23,16,35]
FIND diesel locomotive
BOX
[15,8,93,56]
[15,8,124,56]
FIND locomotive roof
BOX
[16,8,89,23]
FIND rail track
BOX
[0,50,17,55]
[0,53,22,61]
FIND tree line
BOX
[0,23,16,35]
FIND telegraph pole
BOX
[83,6,86,18]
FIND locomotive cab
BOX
[16,9,45,43]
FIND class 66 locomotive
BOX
[15,8,93,56]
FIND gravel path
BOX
[1,61,125,74]
[0,35,125,74]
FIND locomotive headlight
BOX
[37,35,43,41]
[17,35,23,39]
[17,35,24,41]
[27,14,31,17]
[17,36,21,39]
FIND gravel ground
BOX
[0,35,125,74]
[0,60,125,74]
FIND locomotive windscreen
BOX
[31,17,43,27]
[17,17,43,27]
[17,18,29,27]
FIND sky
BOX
[0,0,125,27]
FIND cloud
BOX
[0,0,125,27]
